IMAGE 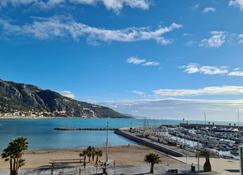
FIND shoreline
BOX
[0,116,53,119]
[0,116,131,120]
[24,144,136,153]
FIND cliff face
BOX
[0,80,126,118]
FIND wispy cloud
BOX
[0,0,151,12]
[127,57,146,65]
[193,3,200,10]
[229,0,243,10]
[181,63,243,77]
[199,31,226,48]
[180,63,228,75]
[127,56,159,66]
[238,34,243,43]
[132,90,145,96]
[153,86,243,97]
[0,17,182,45]
[143,61,159,66]
[228,68,243,77]
[60,90,75,99]
[202,7,216,13]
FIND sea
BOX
[0,118,237,150]
[0,118,179,150]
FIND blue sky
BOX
[1,0,243,104]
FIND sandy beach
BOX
[0,144,188,175]
[0,145,182,169]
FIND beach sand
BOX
[0,145,182,169]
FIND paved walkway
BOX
[175,157,240,175]
[0,163,190,175]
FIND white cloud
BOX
[181,63,243,77]
[0,17,182,45]
[143,61,159,66]
[228,68,243,77]
[153,86,243,97]
[229,0,243,10]
[0,0,151,12]
[199,31,226,48]
[180,63,228,75]
[60,91,75,99]
[127,57,146,65]
[202,7,216,13]
[127,56,159,66]
[132,90,145,96]
[193,4,200,9]
[238,34,243,43]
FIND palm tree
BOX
[144,153,161,174]
[91,147,96,162]
[1,137,28,175]
[86,146,93,162]
[80,149,88,168]
[95,149,103,165]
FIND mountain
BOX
[102,99,243,121]
[0,79,127,118]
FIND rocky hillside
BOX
[0,79,127,118]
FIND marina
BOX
[118,121,243,160]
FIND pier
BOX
[115,129,184,157]
[180,123,243,131]
[54,127,117,131]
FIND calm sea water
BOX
[0,118,180,150]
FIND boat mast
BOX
[238,109,240,129]
[204,112,207,126]
[105,119,109,163]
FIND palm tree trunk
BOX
[83,157,86,168]
[14,158,18,175]
[150,163,154,174]
[96,156,98,165]
[10,159,12,175]
[15,158,18,175]
[13,158,16,175]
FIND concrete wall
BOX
[115,129,184,157]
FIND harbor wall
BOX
[115,129,184,157]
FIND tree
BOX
[80,150,88,168]
[91,147,96,162]
[95,149,103,165]
[1,137,28,175]
[144,153,161,174]
[86,146,93,162]
[200,149,212,172]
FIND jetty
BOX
[180,123,243,131]
[115,129,184,157]
[54,127,117,131]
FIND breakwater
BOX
[54,127,117,131]
[180,123,243,131]
[115,129,184,157]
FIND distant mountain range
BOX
[102,99,243,121]
[0,79,127,118]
